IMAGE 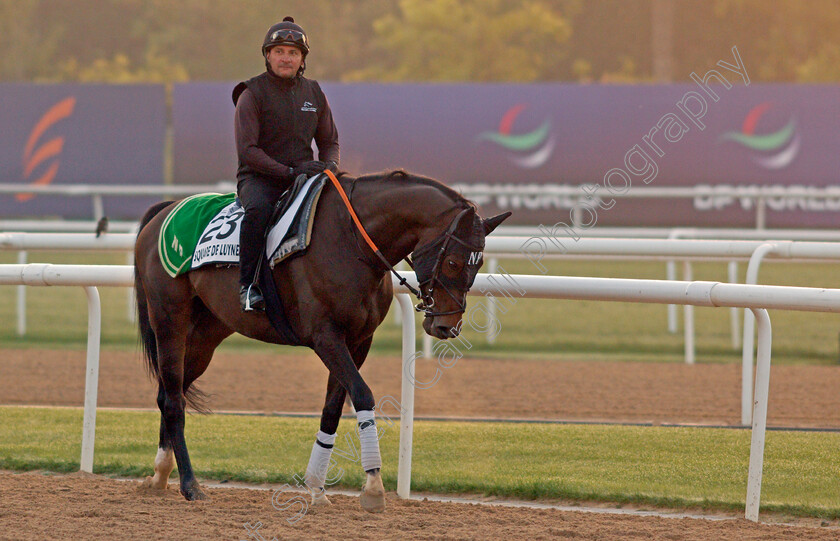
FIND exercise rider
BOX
[232,16,339,312]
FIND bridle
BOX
[405,207,482,317]
[324,170,482,318]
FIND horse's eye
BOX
[448,260,459,269]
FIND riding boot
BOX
[240,283,265,312]
[238,175,284,313]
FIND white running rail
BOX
[0,264,134,473]
[393,271,840,522]
[1,263,836,521]
[5,233,840,429]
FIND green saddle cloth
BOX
[158,193,237,277]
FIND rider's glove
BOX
[295,161,328,177]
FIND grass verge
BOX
[2,406,839,518]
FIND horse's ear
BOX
[482,211,512,235]
[455,206,477,231]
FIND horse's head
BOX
[411,207,511,339]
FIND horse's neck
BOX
[352,179,461,265]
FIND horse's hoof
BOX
[140,475,168,490]
[138,475,168,492]
[360,471,385,513]
[311,490,332,506]
[180,483,209,501]
[360,489,385,513]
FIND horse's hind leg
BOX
[143,305,231,492]
[182,301,233,409]
[140,385,176,490]
[148,289,208,501]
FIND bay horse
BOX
[133,170,509,512]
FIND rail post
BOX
[80,286,102,473]
[396,294,416,499]
[745,308,772,522]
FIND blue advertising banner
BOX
[0,84,165,219]
[172,83,237,185]
[173,79,840,227]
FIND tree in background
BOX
[0,1,60,81]
[3,0,840,84]
[344,0,573,82]
[57,53,188,83]
[711,0,840,82]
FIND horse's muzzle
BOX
[423,317,460,340]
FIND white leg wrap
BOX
[304,430,336,489]
[356,410,382,472]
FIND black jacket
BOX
[233,72,339,184]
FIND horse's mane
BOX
[347,169,475,209]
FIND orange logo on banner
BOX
[17,96,76,202]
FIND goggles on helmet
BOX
[268,29,308,51]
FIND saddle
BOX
[265,173,328,268]
[158,173,328,278]
[157,174,329,346]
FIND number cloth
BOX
[158,174,327,278]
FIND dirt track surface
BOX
[3,348,840,427]
[5,349,840,539]
[1,471,838,541]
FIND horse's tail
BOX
[134,201,211,413]
[135,201,173,384]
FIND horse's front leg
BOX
[312,330,384,513]
[305,336,374,507]
[303,374,343,507]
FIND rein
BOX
[324,170,481,317]
[323,170,422,299]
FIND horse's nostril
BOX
[435,325,457,338]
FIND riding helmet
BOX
[262,16,310,57]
